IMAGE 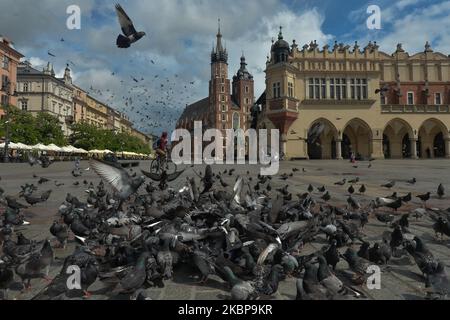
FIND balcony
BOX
[302,99,376,106]
[268,97,299,112]
[65,115,74,124]
[381,105,450,114]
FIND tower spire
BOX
[211,18,228,64]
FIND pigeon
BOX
[323,240,340,270]
[425,262,450,299]
[90,159,144,201]
[348,185,355,195]
[115,4,146,48]
[15,240,54,290]
[342,248,372,285]
[407,178,417,185]
[0,260,14,299]
[321,192,331,202]
[437,184,445,199]
[114,251,152,294]
[50,220,68,248]
[401,193,412,203]
[433,217,450,240]
[417,192,431,204]
[381,181,395,189]
[220,266,257,300]
[5,196,28,210]
[334,179,346,186]
[358,184,366,195]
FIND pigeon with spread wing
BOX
[115,3,146,48]
[89,159,144,200]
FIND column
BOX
[281,134,288,160]
[410,139,419,159]
[370,139,385,159]
[446,139,450,159]
[336,139,343,160]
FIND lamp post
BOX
[1,79,17,163]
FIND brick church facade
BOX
[176,24,254,145]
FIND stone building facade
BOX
[257,27,450,160]
[0,36,24,117]
[16,62,74,136]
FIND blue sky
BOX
[1,0,449,135]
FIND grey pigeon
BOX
[90,159,144,200]
[115,4,146,48]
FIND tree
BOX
[35,113,67,146]
[69,122,151,154]
[0,106,39,145]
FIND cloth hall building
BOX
[256,27,450,160]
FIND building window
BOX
[221,104,226,112]
[330,78,347,100]
[221,86,225,93]
[233,112,240,130]
[1,94,8,106]
[245,86,249,93]
[221,114,226,122]
[245,98,249,104]
[350,78,368,100]
[435,93,442,105]
[381,95,387,105]
[221,78,225,84]
[1,75,9,91]
[407,92,414,105]
[23,83,29,92]
[308,78,326,99]
[21,100,28,111]
[272,82,281,98]
[288,82,294,98]
[2,55,9,70]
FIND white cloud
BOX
[0,0,332,134]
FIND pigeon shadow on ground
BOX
[171,265,228,291]
[390,268,424,283]
[402,293,425,300]
[389,256,414,266]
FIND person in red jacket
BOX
[155,132,169,159]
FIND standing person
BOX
[74,156,80,169]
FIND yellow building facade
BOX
[258,28,450,160]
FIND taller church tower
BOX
[209,20,231,130]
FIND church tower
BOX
[209,20,231,130]
[232,53,254,130]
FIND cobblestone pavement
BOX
[1,159,450,300]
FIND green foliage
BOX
[35,113,67,146]
[0,106,66,146]
[0,107,149,154]
[69,121,151,154]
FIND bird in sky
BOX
[115,3,146,48]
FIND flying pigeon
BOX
[90,159,144,200]
[115,4,146,48]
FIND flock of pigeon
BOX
[46,3,198,136]
[1,157,450,301]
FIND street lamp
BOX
[1,79,17,163]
